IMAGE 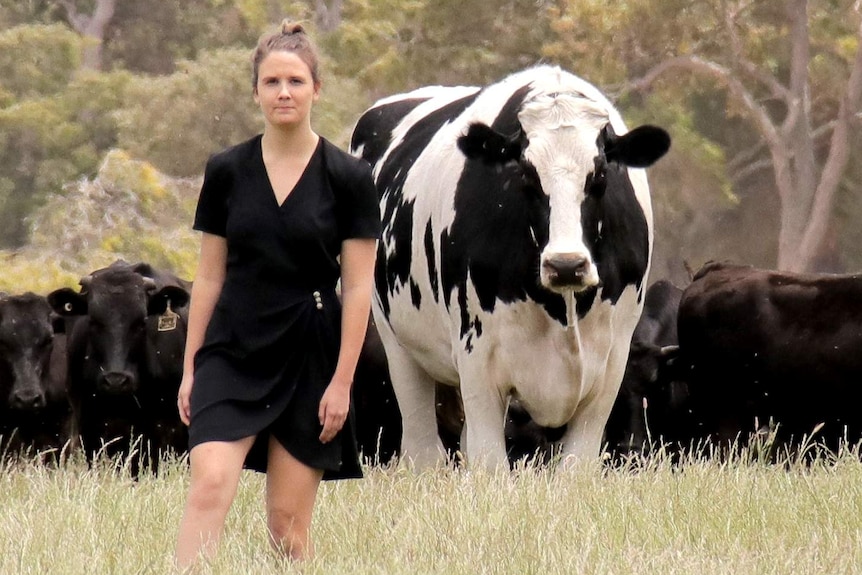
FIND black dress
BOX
[188,134,380,479]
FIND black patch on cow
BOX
[367,91,481,318]
[409,279,421,309]
[582,125,650,306]
[439,84,574,335]
[351,97,431,167]
[424,219,439,303]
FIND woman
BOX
[174,20,379,568]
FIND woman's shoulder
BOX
[320,137,373,182]
[207,134,262,172]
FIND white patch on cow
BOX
[520,94,609,292]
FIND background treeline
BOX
[1,0,861,292]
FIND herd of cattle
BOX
[2,66,861,473]
[2,259,859,472]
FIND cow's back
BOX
[679,262,862,450]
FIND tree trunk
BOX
[59,0,117,71]
[314,0,343,32]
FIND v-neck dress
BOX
[188,134,380,479]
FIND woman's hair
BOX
[252,19,321,89]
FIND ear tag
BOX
[158,302,179,332]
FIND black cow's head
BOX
[457,93,670,300]
[0,293,61,412]
[48,262,189,396]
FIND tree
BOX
[325,0,550,98]
[623,0,862,272]
[116,48,262,178]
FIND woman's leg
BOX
[175,437,256,570]
[265,437,324,561]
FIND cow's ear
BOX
[604,125,670,168]
[47,288,87,316]
[147,286,190,315]
[457,123,523,164]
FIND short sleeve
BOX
[338,159,382,241]
[192,154,230,237]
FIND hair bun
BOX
[281,19,305,35]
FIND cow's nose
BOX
[101,372,132,392]
[10,389,46,411]
[543,254,592,286]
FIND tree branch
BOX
[57,0,87,33]
[724,0,792,102]
[627,55,783,150]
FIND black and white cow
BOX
[0,293,74,461]
[351,66,670,468]
[673,261,862,457]
[48,260,190,474]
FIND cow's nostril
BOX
[102,372,131,391]
[544,255,590,285]
[11,390,46,411]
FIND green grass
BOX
[1,448,861,575]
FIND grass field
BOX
[1,446,861,575]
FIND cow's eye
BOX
[589,157,607,197]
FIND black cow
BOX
[0,293,74,461]
[674,261,862,458]
[352,313,402,465]
[48,260,190,473]
[603,279,685,462]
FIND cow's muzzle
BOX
[541,253,599,291]
[99,371,135,394]
[9,388,47,411]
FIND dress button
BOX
[316,302,324,310]
[312,290,321,298]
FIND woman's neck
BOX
[261,125,319,157]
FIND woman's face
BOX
[253,50,320,130]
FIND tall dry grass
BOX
[1,446,860,575]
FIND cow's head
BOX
[457,92,670,297]
[0,293,60,412]
[48,262,189,395]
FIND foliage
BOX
[0,1,861,271]
[325,0,550,97]
[116,48,262,178]
[101,0,258,75]
[0,24,81,101]
[0,98,96,247]
[23,149,200,287]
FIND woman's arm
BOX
[318,238,377,443]
[178,232,228,425]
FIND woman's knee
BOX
[267,508,310,555]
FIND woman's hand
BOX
[318,379,351,443]
[177,371,194,426]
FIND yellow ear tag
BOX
[158,302,179,332]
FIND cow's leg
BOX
[457,356,509,470]
[373,312,445,468]
[560,339,630,466]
